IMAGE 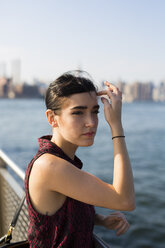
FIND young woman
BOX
[25,71,135,247]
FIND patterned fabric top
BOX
[24,136,95,248]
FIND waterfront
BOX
[0,99,165,248]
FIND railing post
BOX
[0,157,7,168]
[0,159,6,236]
[0,151,7,235]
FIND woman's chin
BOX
[79,140,94,147]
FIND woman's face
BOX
[55,91,99,147]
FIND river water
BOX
[0,99,165,248]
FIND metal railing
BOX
[0,149,110,247]
[0,149,28,242]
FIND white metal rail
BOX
[0,149,25,181]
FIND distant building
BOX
[128,81,154,102]
[123,84,134,102]
[0,77,14,98]
[33,78,48,97]
[116,81,126,93]
[152,81,165,102]
[0,62,6,77]
[11,59,21,84]
[140,82,154,101]
[0,77,6,97]
[116,81,133,102]
[19,83,42,98]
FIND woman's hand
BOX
[95,212,130,236]
[97,81,123,135]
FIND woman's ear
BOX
[46,109,58,128]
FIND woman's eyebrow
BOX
[71,106,87,110]
[71,105,100,110]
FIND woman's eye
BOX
[72,111,83,115]
[72,110,99,115]
[92,110,100,114]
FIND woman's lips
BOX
[82,132,95,137]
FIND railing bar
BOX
[0,149,25,181]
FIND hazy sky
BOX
[0,0,165,84]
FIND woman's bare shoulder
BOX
[32,153,67,175]
[29,153,70,197]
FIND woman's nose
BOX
[85,115,97,127]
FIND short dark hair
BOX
[45,70,97,114]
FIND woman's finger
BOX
[104,216,121,229]
[97,90,108,96]
[116,222,130,236]
[104,81,119,94]
[97,89,113,96]
[101,97,112,110]
[97,90,115,103]
[114,219,124,230]
[108,211,123,217]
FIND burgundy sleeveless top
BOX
[25,136,95,248]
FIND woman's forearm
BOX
[111,125,135,210]
[94,213,105,226]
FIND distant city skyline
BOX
[1,73,165,102]
[0,0,165,85]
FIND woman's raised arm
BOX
[98,81,135,210]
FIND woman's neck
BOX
[51,133,78,160]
